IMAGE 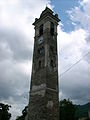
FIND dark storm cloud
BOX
[0,0,51,119]
[0,25,32,104]
[59,60,90,104]
[0,59,30,101]
[0,27,33,61]
[0,82,13,100]
[60,86,90,105]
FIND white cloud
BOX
[0,0,90,119]
[0,0,51,119]
[58,0,90,104]
[68,0,90,40]
[58,25,90,104]
[0,40,13,60]
[58,27,87,73]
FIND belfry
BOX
[28,7,60,120]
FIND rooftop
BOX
[33,7,60,26]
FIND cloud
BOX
[58,0,90,104]
[58,26,90,104]
[0,0,90,119]
[68,0,90,44]
[0,40,13,60]
[0,0,51,119]
[58,28,87,73]
[0,28,33,61]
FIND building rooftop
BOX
[33,7,60,26]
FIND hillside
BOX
[75,102,90,119]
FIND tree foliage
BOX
[0,103,11,120]
[59,99,76,120]
[16,106,28,120]
[16,99,77,120]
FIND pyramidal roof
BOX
[33,7,60,26]
[40,7,53,16]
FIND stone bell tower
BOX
[28,7,60,120]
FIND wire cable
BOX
[60,51,90,78]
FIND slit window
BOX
[39,60,41,68]
[39,24,43,36]
[50,22,54,35]
[50,60,53,67]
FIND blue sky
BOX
[51,0,79,32]
[0,0,90,119]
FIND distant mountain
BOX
[75,102,90,119]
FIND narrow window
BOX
[39,60,41,68]
[50,60,53,67]
[39,24,43,36]
[50,22,54,35]
[38,46,44,55]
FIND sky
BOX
[0,0,90,119]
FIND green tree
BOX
[16,106,28,120]
[0,103,11,120]
[60,99,76,120]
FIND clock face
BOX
[38,36,43,44]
